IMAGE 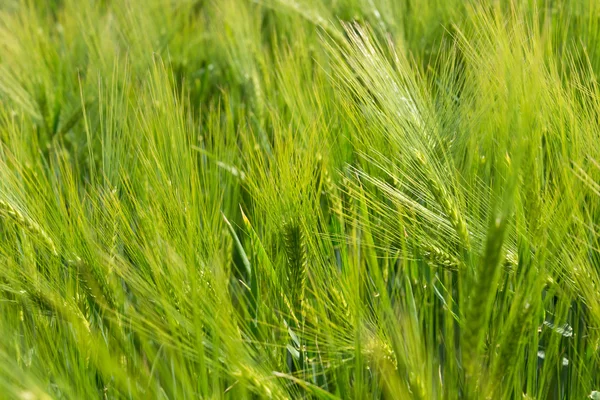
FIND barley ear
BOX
[283,220,307,318]
[0,199,58,256]
[414,152,470,250]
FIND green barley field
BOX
[1,0,600,398]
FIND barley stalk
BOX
[488,298,533,398]
[464,212,511,386]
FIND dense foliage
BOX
[1,0,600,398]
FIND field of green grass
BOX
[1,0,600,398]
